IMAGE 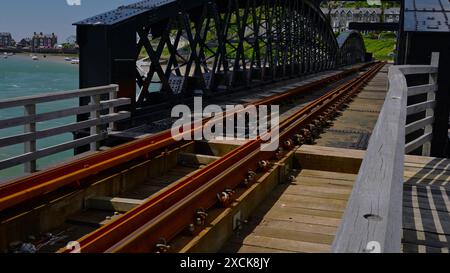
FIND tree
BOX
[380,2,386,23]
[322,1,341,21]
[61,43,73,49]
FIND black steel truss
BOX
[75,0,366,108]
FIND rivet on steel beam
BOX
[284,139,294,149]
[187,223,195,235]
[243,178,250,187]
[195,209,208,226]
[275,147,284,159]
[217,189,235,207]
[288,175,296,183]
[294,134,305,145]
[225,188,235,195]
[243,170,257,187]
[300,128,313,143]
[155,238,170,253]
[258,160,269,170]
[217,192,229,205]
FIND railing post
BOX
[422,52,439,156]
[109,86,118,132]
[24,104,36,173]
[90,95,101,152]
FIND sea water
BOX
[0,55,78,181]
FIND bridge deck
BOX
[221,149,450,253]
[221,64,450,253]
[315,65,389,150]
[403,155,450,253]
[221,160,355,253]
[221,64,390,253]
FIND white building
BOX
[321,8,400,32]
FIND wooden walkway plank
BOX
[240,235,331,253]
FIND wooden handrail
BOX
[332,53,440,253]
[0,85,118,109]
[0,84,130,175]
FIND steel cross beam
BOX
[74,0,366,118]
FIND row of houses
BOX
[30,32,58,50]
[0,32,60,51]
[321,8,401,32]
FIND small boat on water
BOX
[64,57,72,62]
[71,58,79,64]
[32,55,39,61]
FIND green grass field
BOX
[138,31,398,63]
[363,36,396,61]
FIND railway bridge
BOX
[0,0,450,253]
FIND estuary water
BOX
[0,55,78,181]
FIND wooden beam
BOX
[0,112,130,148]
[407,84,438,97]
[86,196,144,212]
[178,152,220,167]
[0,85,118,109]
[0,133,107,171]
[405,116,434,135]
[398,65,438,75]
[406,133,433,154]
[0,98,130,130]
[332,65,407,253]
[295,145,364,174]
[407,100,436,116]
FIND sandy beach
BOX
[13,53,79,65]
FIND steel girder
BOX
[75,0,365,108]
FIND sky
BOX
[0,0,139,42]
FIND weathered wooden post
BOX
[89,95,101,152]
[422,52,439,156]
[109,87,118,132]
[24,104,36,173]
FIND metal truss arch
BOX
[336,30,367,66]
[75,0,351,108]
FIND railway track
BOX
[0,65,368,212]
[0,62,383,253]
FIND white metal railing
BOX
[0,85,130,173]
[332,53,439,253]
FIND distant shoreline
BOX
[13,53,79,66]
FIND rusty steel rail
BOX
[59,62,384,253]
[0,65,369,213]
